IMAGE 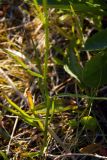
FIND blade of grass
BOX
[26,69,43,78]
[4,96,42,126]
[57,93,107,101]
[0,99,41,126]
[2,48,43,79]
[33,0,45,23]
[70,5,83,45]
[5,96,30,118]
[0,103,21,117]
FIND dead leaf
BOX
[80,143,102,154]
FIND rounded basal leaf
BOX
[80,116,97,130]
[83,29,107,51]
[82,52,107,88]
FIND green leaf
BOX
[64,47,82,82]
[5,96,40,126]
[36,0,107,15]
[82,52,107,88]
[80,116,97,130]
[83,29,107,51]
[69,119,78,128]
[26,69,43,78]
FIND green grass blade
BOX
[57,93,107,101]
[2,48,43,79]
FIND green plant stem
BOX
[43,0,50,149]
[57,93,107,100]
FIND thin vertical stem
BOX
[43,0,49,87]
[43,0,50,148]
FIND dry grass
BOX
[0,2,105,160]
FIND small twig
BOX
[5,115,18,118]
[51,78,73,94]
[6,116,19,154]
[13,130,30,139]
[47,153,107,160]
[0,20,42,34]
